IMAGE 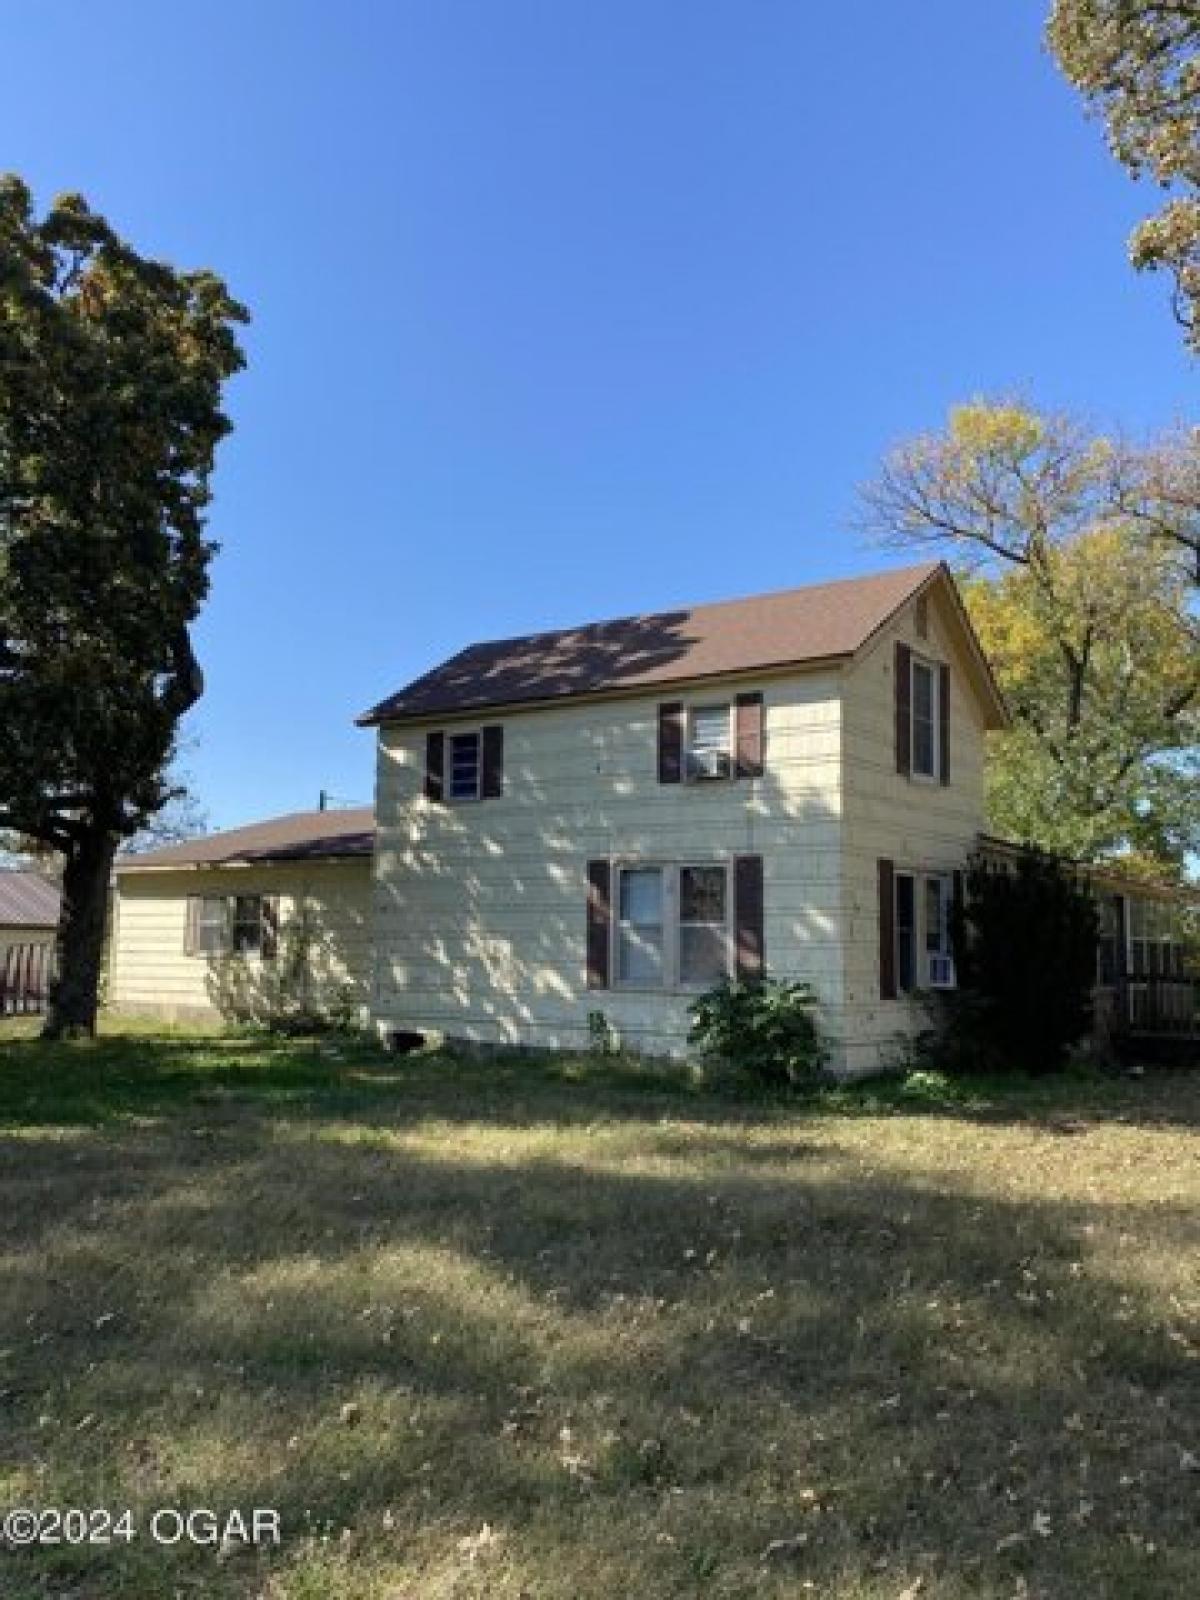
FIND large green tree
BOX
[1047,0,1200,352]
[0,177,246,1035]
[862,402,1200,868]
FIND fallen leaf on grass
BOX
[761,1533,809,1561]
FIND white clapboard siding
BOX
[372,672,848,1059]
[109,859,373,1023]
[838,583,988,1073]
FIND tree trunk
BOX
[43,829,118,1039]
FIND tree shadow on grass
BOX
[1,1100,1197,1599]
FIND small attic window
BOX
[914,594,929,639]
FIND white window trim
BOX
[684,703,734,783]
[447,727,483,804]
[188,893,273,960]
[910,653,941,784]
[611,858,734,992]
[192,895,231,958]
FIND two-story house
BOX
[358,561,1008,1074]
[107,560,1195,1069]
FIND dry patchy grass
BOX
[0,1025,1197,1598]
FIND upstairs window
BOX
[686,705,732,781]
[911,657,938,779]
[448,731,481,801]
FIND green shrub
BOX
[688,975,827,1087]
[948,847,1099,1074]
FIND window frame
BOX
[922,873,956,989]
[909,654,941,782]
[615,864,668,989]
[684,703,733,783]
[891,868,957,994]
[193,895,231,958]
[231,893,266,956]
[611,859,734,992]
[447,728,483,804]
[186,893,276,960]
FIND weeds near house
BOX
[0,1024,1196,1597]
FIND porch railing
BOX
[1097,974,1200,1037]
[0,942,53,1017]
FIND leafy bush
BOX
[688,976,827,1087]
[206,907,362,1035]
[948,848,1099,1074]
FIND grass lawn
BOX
[0,1026,1197,1599]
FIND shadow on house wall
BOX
[204,903,364,1030]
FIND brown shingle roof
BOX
[115,809,374,873]
[0,870,60,928]
[358,562,944,725]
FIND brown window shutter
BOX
[184,896,199,956]
[895,642,911,776]
[734,855,765,979]
[586,859,612,988]
[734,692,764,778]
[878,858,896,999]
[261,896,279,961]
[658,702,683,784]
[482,725,505,798]
[424,730,445,803]
[938,662,950,785]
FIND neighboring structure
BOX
[108,809,374,1024]
[359,562,1011,1074]
[979,835,1197,1042]
[0,869,60,1016]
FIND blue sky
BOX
[1,1,1193,828]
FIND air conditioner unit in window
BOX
[689,748,731,780]
[928,954,955,988]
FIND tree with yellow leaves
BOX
[862,402,1199,868]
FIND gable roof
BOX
[115,808,374,874]
[359,561,970,726]
[0,869,60,928]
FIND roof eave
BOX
[115,849,372,875]
[356,652,857,731]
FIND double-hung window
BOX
[448,731,481,801]
[911,657,939,779]
[686,706,732,781]
[615,862,731,988]
[187,894,275,959]
[617,867,666,985]
[194,896,229,956]
[678,865,728,985]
